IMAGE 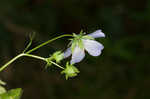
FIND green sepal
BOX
[45,51,64,69]
[82,35,95,40]
[79,29,84,35]
[68,38,73,41]
[78,39,84,50]
[73,33,78,37]
[45,57,53,69]
[52,51,64,63]
[71,30,91,53]
[61,62,80,80]
[71,40,77,52]
[71,38,84,52]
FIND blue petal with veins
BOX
[83,39,104,56]
[71,46,85,64]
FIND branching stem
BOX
[0,53,24,72]
[0,34,73,72]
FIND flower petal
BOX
[83,39,104,56]
[63,48,71,58]
[87,29,105,38]
[71,46,85,64]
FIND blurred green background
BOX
[0,0,150,99]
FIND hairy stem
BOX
[0,53,24,72]
[0,34,72,72]
[49,61,64,69]
[26,34,73,54]
[0,53,65,72]
[0,53,46,72]
[23,54,46,61]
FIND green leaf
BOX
[0,88,23,99]
[0,86,6,94]
[0,80,6,86]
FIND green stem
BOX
[26,34,73,54]
[23,54,46,61]
[0,53,64,72]
[0,53,45,72]
[21,54,64,69]
[49,61,64,69]
[24,54,64,69]
[0,53,24,72]
[0,34,72,72]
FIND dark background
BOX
[0,0,150,99]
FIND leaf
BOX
[0,86,6,94]
[0,80,6,86]
[0,88,23,99]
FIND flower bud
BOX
[61,62,80,80]
[45,51,64,68]
[52,51,64,63]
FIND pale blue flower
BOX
[64,29,105,64]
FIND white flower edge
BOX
[87,29,105,38]
[83,39,104,56]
